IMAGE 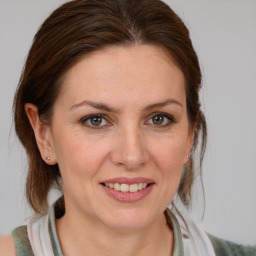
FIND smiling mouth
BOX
[102,183,151,193]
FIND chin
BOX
[99,208,156,231]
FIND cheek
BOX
[53,131,109,182]
[149,134,188,172]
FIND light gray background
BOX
[0,0,255,245]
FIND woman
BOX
[0,0,255,255]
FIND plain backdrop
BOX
[0,0,255,245]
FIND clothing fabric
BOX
[208,234,256,256]
[12,198,256,256]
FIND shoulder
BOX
[0,234,16,256]
[208,234,256,256]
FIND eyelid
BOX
[80,113,111,129]
[145,112,176,126]
[79,112,176,130]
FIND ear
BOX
[25,103,57,165]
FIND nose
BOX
[110,126,149,170]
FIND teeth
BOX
[104,182,149,192]
[114,183,121,191]
[120,184,129,192]
[129,184,138,192]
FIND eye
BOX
[81,114,109,129]
[146,113,175,127]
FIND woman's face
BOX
[47,45,193,230]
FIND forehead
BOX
[58,44,186,109]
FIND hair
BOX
[14,0,207,213]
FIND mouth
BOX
[100,177,155,202]
[102,182,151,193]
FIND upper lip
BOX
[100,177,155,185]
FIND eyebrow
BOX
[70,100,119,112]
[142,98,183,111]
[69,98,183,112]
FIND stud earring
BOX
[45,157,50,161]
[186,153,189,158]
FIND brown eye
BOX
[146,113,175,127]
[90,116,102,126]
[81,114,109,129]
[152,115,165,125]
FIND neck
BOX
[56,205,173,256]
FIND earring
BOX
[186,153,189,158]
[45,157,50,161]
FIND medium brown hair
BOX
[14,0,207,213]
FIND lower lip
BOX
[101,184,154,203]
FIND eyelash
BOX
[80,112,176,130]
[146,112,176,127]
[80,114,109,130]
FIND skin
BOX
[0,235,15,256]
[3,44,194,256]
